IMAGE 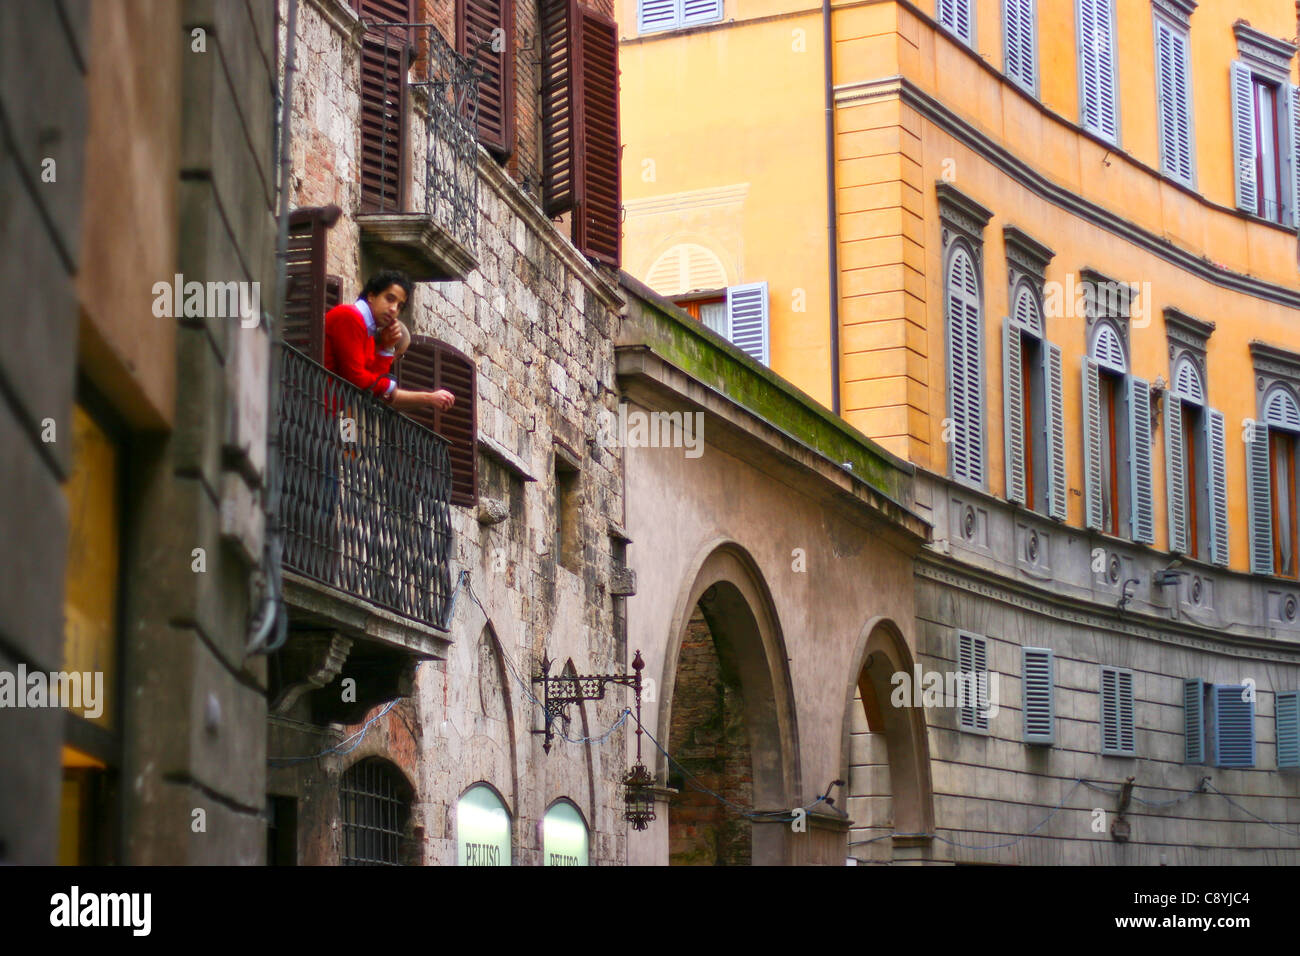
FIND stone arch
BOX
[840,616,935,862]
[657,539,799,865]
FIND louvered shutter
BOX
[1101,666,1134,755]
[1128,375,1154,544]
[1287,85,1300,228]
[1231,61,1258,213]
[1045,343,1067,520]
[283,208,342,362]
[1022,647,1054,745]
[1246,421,1273,574]
[938,0,972,45]
[958,632,989,732]
[726,282,769,365]
[1003,318,1026,505]
[1277,691,1300,770]
[682,0,721,25]
[541,0,578,216]
[1165,393,1187,553]
[458,0,516,157]
[399,337,478,507]
[638,0,678,32]
[1155,20,1192,185]
[946,247,984,486]
[1183,677,1204,764]
[1003,0,1035,92]
[1212,684,1255,768]
[1207,409,1229,566]
[573,7,620,266]
[1079,0,1117,143]
[1082,357,1104,530]
[359,1,412,212]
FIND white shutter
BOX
[681,0,721,26]
[946,247,984,486]
[725,282,769,365]
[939,0,973,44]
[1045,342,1067,520]
[1156,21,1193,185]
[1004,0,1036,91]
[1231,61,1258,213]
[1022,647,1055,745]
[638,0,680,32]
[1247,421,1273,574]
[1079,0,1117,142]
[1165,393,1187,553]
[1082,357,1104,530]
[1128,375,1154,544]
[1003,318,1026,505]
[1287,85,1300,228]
[1207,409,1229,566]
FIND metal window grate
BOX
[341,758,410,866]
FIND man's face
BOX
[367,283,407,329]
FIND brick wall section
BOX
[667,610,753,865]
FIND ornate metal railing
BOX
[362,19,480,255]
[279,343,454,629]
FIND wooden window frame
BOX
[1270,428,1298,578]
[457,0,516,158]
[357,0,414,213]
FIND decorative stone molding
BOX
[1002,225,1055,284]
[1233,22,1297,81]
[1164,307,1212,387]
[609,565,637,597]
[271,631,353,715]
[478,431,538,482]
[1151,0,1197,27]
[936,182,993,249]
[357,212,477,282]
[306,0,367,50]
[1250,341,1300,408]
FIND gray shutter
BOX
[638,0,679,32]
[725,282,769,365]
[947,247,984,486]
[938,0,972,44]
[1231,61,1258,212]
[1045,342,1067,520]
[1212,684,1255,769]
[1101,667,1135,755]
[1022,647,1054,745]
[1082,357,1104,530]
[1247,420,1273,574]
[1156,21,1193,185]
[681,0,720,24]
[1079,0,1117,142]
[1288,85,1300,228]
[1165,393,1187,553]
[1183,678,1204,764]
[1003,317,1026,505]
[1128,375,1154,544]
[958,631,989,732]
[1004,0,1035,92]
[1207,409,1229,566]
[1278,691,1300,770]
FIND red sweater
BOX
[323,303,396,400]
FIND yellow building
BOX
[620,0,1300,863]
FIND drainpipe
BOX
[248,0,299,656]
[822,0,841,415]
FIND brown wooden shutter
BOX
[574,7,619,266]
[540,0,578,216]
[458,0,515,158]
[398,337,478,507]
[283,205,342,362]
[359,0,413,211]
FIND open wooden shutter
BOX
[726,282,769,365]
[1082,357,1104,530]
[1045,342,1067,520]
[1231,61,1258,213]
[283,206,343,362]
[1246,421,1273,574]
[946,246,984,486]
[1287,84,1300,228]
[1206,409,1229,566]
[1128,375,1154,544]
[1003,317,1026,505]
[541,0,579,216]
[458,0,515,157]
[1165,392,1187,553]
[359,0,412,212]
[399,337,478,507]
[1183,678,1205,764]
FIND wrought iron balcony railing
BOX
[279,343,454,630]
[360,18,480,257]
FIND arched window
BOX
[543,799,590,866]
[945,241,984,486]
[1165,354,1226,562]
[1171,355,1204,404]
[1003,279,1064,517]
[457,783,511,866]
[340,757,413,866]
[1251,385,1300,577]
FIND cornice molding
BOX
[1002,225,1055,280]
[1164,307,1214,348]
[1250,340,1300,383]
[935,182,993,244]
[1151,0,1197,27]
[1233,22,1297,80]
[305,0,367,50]
[833,75,1300,312]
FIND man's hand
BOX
[425,389,456,411]
[376,320,401,352]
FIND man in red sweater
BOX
[324,269,455,413]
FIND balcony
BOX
[273,345,454,719]
[356,18,479,281]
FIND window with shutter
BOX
[1183,677,1205,764]
[1022,647,1054,745]
[945,243,984,487]
[1100,665,1135,756]
[1278,691,1300,770]
[1210,684,1255,768]
[1005,283,1052,513]
[283,206,343,363]
[725,282,769,365]
[1288,85,1300,228]
[458,0,515,157]
[637,0,721,34]
[1003,0,1036,94]
[1247,418,1273,574]
[397,337,478,507]
[1165,392,1188,554]
[1166,356,1220,561]
[1045,342,1067,520]
[1077,0,1118,144]
[957,631,990,733]
[358,0,413,212]
[1154,17,1194,186]
[937,0,973,46]
[1082,357,1105,531]
[1207,409,1229,566]
[1230,61,1258,214]
[1003,317,1026,506]
[541,0,577,217]
[1127,376,1154,545]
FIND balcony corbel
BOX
[357,211,476,282]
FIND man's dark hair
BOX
[361,269,414,312]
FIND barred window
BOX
[340,757,412,866]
